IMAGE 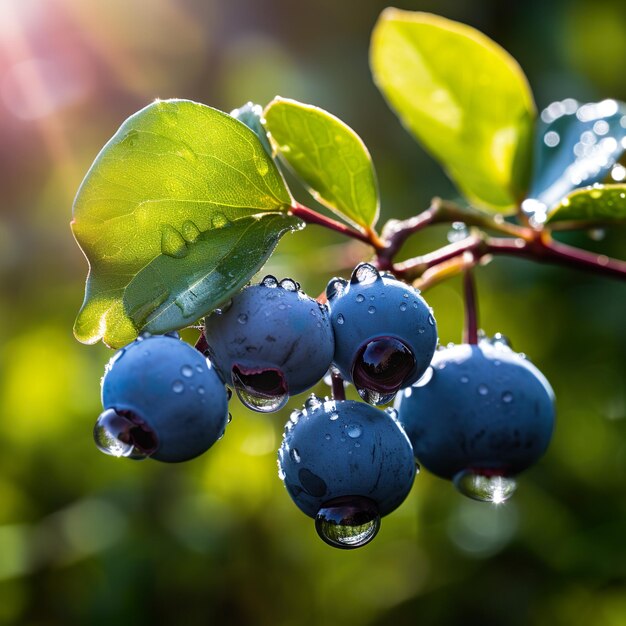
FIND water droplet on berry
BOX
[93,409,157,459]
[353,337,416,398]
[385,407,398,419]
[94,410,135,458]
[290,448,301,463]
[329,412,339,421]
[165,331,180,339]
[368,306,376,314]
[326,277,348,300]
[325,433,331,440]
[351,263,380,285]
[181,365,193,378]
[280,278,299,291]
[478,384,489,396]
[315,496,381,549]
[261,275,279,288]
[336,314,345,325]
[428,314,435,326]
[355,294,365,303]
[226,387,233,400]
[453,471,517,504]
[172,380,184,393]
[232,365,288,413]
[460,375,469,383]
[305,394,323,410]
[227,412,233,423]
[399,303,407,311]
[502,391,513,403]
[197,386,205,395]
[490,333,511,348]
[237,314,248,325]
[357,387,396,406]
[346,423,362,438]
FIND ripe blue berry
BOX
[98,334,229,463]
[279,397,416,548]
[395,339,555,502]
[326,263,437,404]
[204,276,335,412]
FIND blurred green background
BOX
[0,0,625,624]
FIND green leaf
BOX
[72,99,298,348]
[370,9,536,212]
[546,184,626,224]
[264,97,379,230]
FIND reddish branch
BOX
[290,198,626,288]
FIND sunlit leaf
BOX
[546,184,626,224]
[264,97,379,230]
[231,101,273,156]
[72,99,298,348]
[370,9,535,212]
[526,98,626,219]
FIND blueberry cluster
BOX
[95,263,556,549]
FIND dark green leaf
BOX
[370,9,535,212]
[264,97,379,230]
[72,99,297,348]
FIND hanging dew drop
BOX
[94,410,135,458]
[315,496,381,549]
[93,409,156,459]
[233,381,288,413]
[453,470,517,504]
[357,387,396,406]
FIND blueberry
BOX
[326,263,437,404]
[279,397,416,548]
[204,276,335,412]
[395,340,555,502]
[98,334,229,463]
